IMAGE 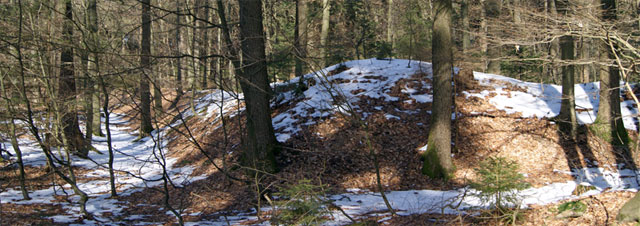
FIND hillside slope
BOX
[1,58,639,225]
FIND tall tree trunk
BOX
[200,0,210,89]
[485,0,502,74]
[152,2,162,111]
[594,0,628,146]
[139,0,154,136]
[320,0,331,67]
[215,6,222,89]
[294,0,308,78]
[175,0,183,97]
[547,0,561,84]
[480,0,487,61]
[82,52,93,142]
[422,0,455,180]
[558,36,578,138]
[512,0,522,24]
[556,0,578,139]
[238,0,279,173]
[59,0,88,157]
[1,71,29,200]
[461,0,470,52]
[578,36,591,83]
[9,119,30,200]
[386,0,393,48]
[87,0,103,138]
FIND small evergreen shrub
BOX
[471,157,530,211]
[271,179,329,226]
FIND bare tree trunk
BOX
[578,36,591,83]
[594,0,629,146]
[485,0,502,74]
[238,0,280,173]
[1,69,29,200]
[81,52,93,143]
[320,0,331,67]
[513,0,522,24]
[547,0,561,84]
[215,6,222,89]
[200,0,210,89]
[461,0,470,52]
[175,0,183,97]
[555,0,578,140]
[87,0,103,138]
[294,0,308,78]
[17,1,90,215]
[386,0,393,48]
[59,0,87,157]
[139,0,154,136]
[422,0,455,180]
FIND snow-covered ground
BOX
[1,58,639,225]
[1,114,207,224]
[272,59,433,142]
[466,72,638,131]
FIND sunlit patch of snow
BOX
[466,72,638,131]
[272,59,434,142]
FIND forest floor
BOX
[1,58,640,225]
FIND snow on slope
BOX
[465,72,639,131]
[272,59,433,142]
[1,114,207,224]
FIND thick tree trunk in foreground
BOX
[87,0,103,138]
[558,35,578,139]
[238,0,279,173]
[594,0,628,146]
[139,0,154,136]
[59,0,88,157]
[422,0,455,180]
[556,0,578,140]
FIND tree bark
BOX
[200,0,210,89]
[555,0,578,140]
[422,0,455,180]
[238,0,279,174]
[594,0,628,146]
[59,0,88,157]
[82,52,93,142]
[140,0,154,136]
[558,36,578,139]
[175,0,183,97]
[387,0,393,48]
[320,0,331,67]
[461,0,470,52]
[485,0,502,74]
[1,66,29,200]
[87,0,103,138]
[294,0,308,78]
[512,0,522,24]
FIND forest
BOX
[1,0,640,225]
